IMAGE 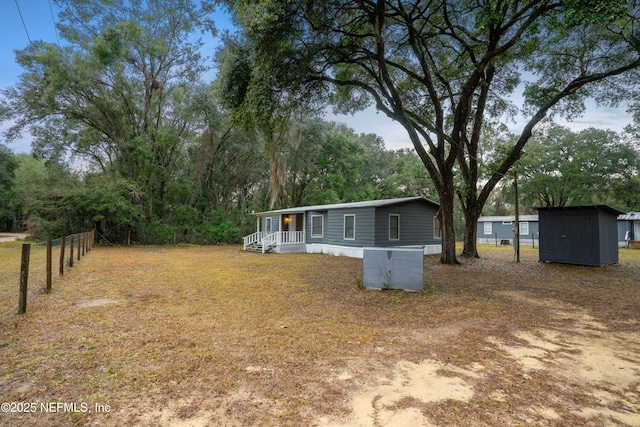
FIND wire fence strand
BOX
[0,231,95,321]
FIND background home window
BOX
[434,216,442,239]
[311,215,323,237]
[519,221,530,236]
[389,215,399,240]
[484,222,492,235]
[344,215,355,240]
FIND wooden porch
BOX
[243,231,306,253]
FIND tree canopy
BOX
[508,125,639,209]
[1,0,639,255]
[223,0,640,262]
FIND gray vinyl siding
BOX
[306,211,328,242]
[256,197,441,249]
[261,215,280,233]
[323,207,376,247]
[375,201,440,246]
[618,220,630,242]
[618,219,638,242]
[477,219,539,240]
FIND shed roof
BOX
[255,196,439,216]
[478,215,538,222]
[535,205,624,215]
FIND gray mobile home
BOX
[477,215,539,245]
[537,205,622,266]
[243,197,442,258]
[618,212,640,247]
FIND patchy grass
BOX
[0,244,639,426]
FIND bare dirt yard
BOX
[0,244,638,426]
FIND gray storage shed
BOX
[537,205,623,266]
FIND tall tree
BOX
[0,145,18,231]
[507,125,639,209]
[223,0,640,263]
[0,0,216,223]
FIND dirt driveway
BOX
[318,291,639,427]
[0,245,638,426]
[0,233,27,243]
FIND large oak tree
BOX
[224,0,640,263]
[1,0,216,223]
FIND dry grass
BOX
[0,239,70,320]
[0,244,638,426]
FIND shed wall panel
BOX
[539,206,619,266]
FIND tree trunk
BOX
[461,209,480,258]
[438,182,459,265]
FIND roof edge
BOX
[535,205,624,215]
[254,196,440,216]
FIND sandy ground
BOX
[130,290,640,427]
[1,246,638,426]
[0,233,27,243]
[316,291,640,427]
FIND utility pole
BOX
[514,171,520,263]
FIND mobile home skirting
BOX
[305,243,441,258]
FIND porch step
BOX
[245,243,274,253]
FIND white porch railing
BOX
[243,231,306,252]
[261,232,279,253]
[243,231,265,250]
[279,231,305,245]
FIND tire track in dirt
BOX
[317,291,640,427]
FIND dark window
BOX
[390,215,399,240]
[344,215,355,240]
[311,215,323,237]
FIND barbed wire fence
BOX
[0,231,95,321]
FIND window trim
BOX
[311,215,323,238]
[265,217,272,233]
[519,221,530,236]
[483,222,492,235]
[389,214,400,241]
[344,214,356,240]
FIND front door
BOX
[282,215,294,232]
[282,214,304,233]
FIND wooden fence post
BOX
[82,233,86,257]
[77,233,81,261]
[59,235,65,276]
[69,235,74,268]
[18,243,30,314]
[46,240,52,292]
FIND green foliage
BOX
[139,220,176,245]
[225,0,640,263]
[505,125,640,210]
[0,145,18,230]
[198,210,241,245]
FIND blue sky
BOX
[0,1,634,155]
